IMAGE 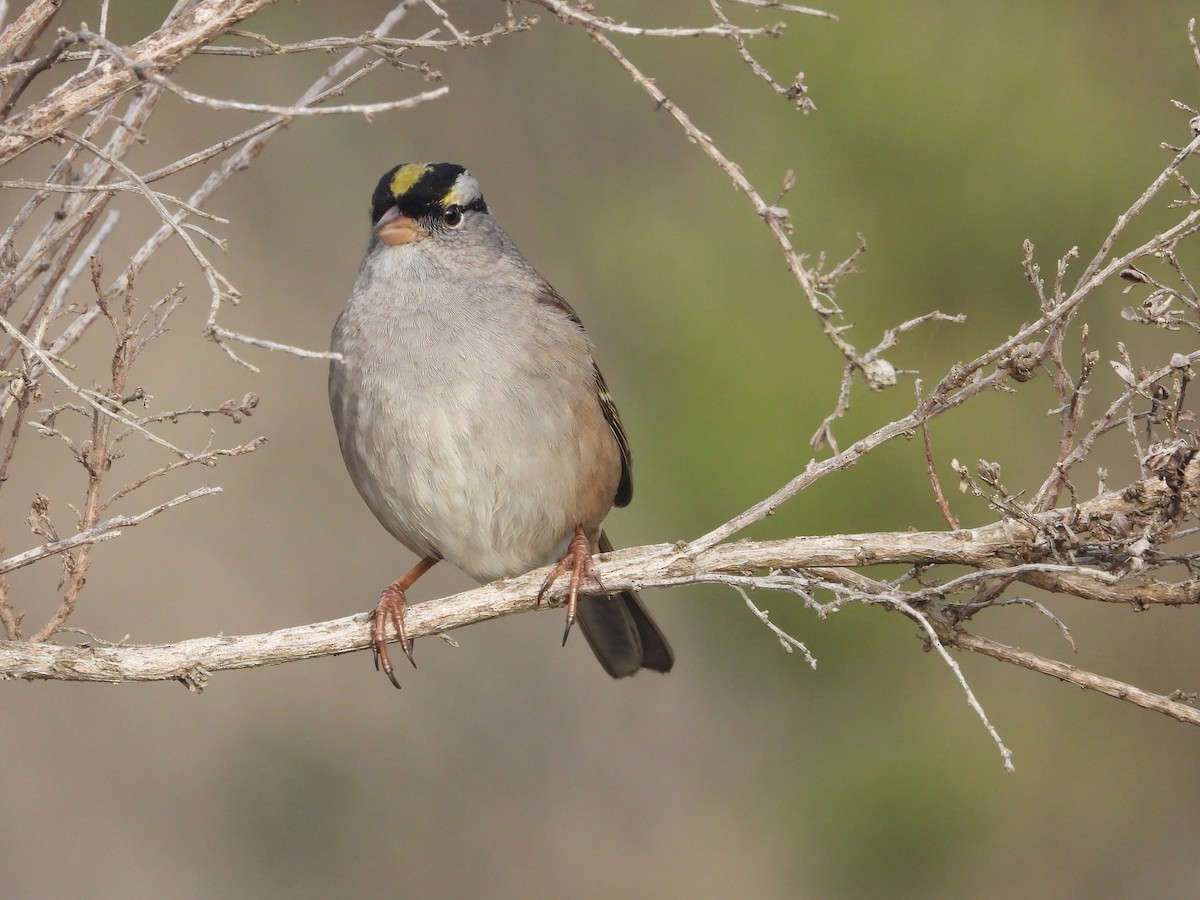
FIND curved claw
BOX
[369,556,438,689]
[540,526,596,646]
[371,593,412,690]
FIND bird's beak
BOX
[374,205,425,245]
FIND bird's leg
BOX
[372,556,439,689]
[537,525,597,646]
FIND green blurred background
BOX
[4,1,1200,896]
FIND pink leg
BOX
[372,556,438,689]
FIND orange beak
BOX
[374,205,425,246]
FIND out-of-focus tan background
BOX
[5,1,1200,897]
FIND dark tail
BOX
[575,532,674,678]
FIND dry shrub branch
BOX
[2,0,1199,770]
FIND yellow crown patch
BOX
[388,163,431,199]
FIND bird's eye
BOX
[442,205,464,228]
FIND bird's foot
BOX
[370,556,438,689]
[372,584,415,689]
[537,525,602,646]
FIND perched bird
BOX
[329,162,673,686]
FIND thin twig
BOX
[951,629,1200,727]
[894,598,1014,772]
[733,584,818,667]
[0,312,196,459]
[0,487,221,576]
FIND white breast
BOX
[329,242,621,582]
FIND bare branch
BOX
[2,0,1199,778]
[0,486,221,577]
[537,1,798,38]
[0,311,197,460]
[894,598,1015,772]
[2,455,1196,690]
[949,629,1200,727]
[728,0,837,16]
[0,0,278,165]
[733,584,818,667]
[55,31,451,118]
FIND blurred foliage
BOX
[5,2,1200,898]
